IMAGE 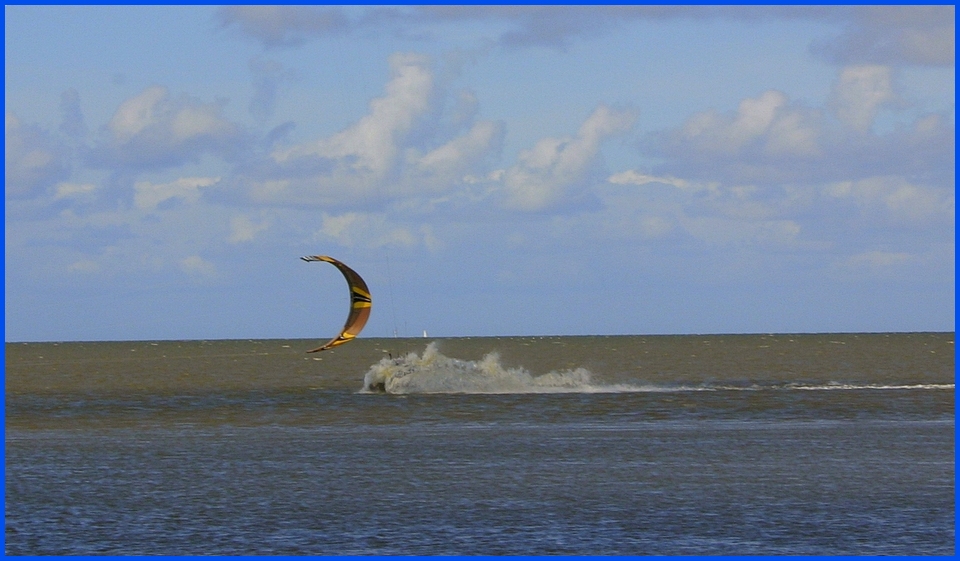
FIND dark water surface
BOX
[5,333,955,554]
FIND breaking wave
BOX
[361,342,627,394]
[360,343,954,395]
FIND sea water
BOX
[5,333,954,554]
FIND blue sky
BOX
[5,5,955,342]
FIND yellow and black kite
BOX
[300,255,372,353]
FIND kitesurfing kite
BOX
[300,255,372,353]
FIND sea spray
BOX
[362,342,597,394]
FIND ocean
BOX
[4,333,955,555]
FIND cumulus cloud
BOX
[274,53,433,175]
[502,104,637,211]
[621,74,951,263]
[829,65,897,132]
[643,91,822,186]
[644,64,954,188]
[411,119,505,189]
[89,85,245,171]
[659,90,821,160]
[5,112,71,198]
[610,63,951,254]
[247,53,503,206]
[260,52,433,203]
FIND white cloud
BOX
[764,109,821,157]
[91,86,244,170]
[829,65,896,132]
[411,119,504,189]
[502,104,636,211]
[133,176,221,211]
[724,91,786,149]
[645,63,953,189]
[251,52,504,206]
[274,53,433,175]
[228,214,270,243]
[108,86,167,143]
[666,90,821,159]
[263,53,436,203]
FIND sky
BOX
[4,5,955,342]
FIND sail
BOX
[300,255,372,353]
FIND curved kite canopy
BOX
[300,255,372,353]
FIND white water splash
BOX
[362,342,620,394]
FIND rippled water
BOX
[5,333,955,554]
